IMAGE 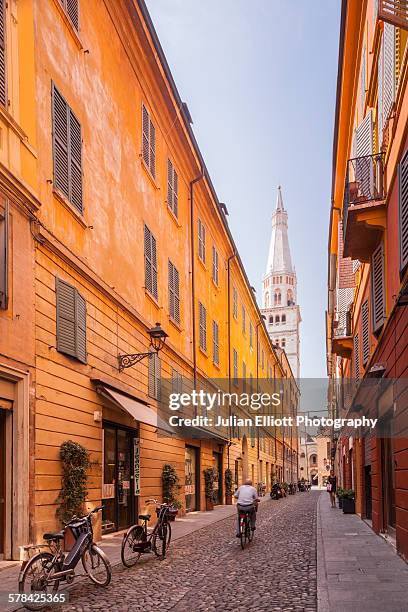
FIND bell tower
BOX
[261,186,301,379]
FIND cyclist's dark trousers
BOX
[237,504,256,535]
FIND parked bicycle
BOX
[121,499,171,567]
[18,506,111,611]
[237,505,254,550]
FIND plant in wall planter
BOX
[204,467,217,511]
[224,468,233,505]
[162,463,182,520]
[341,489,355,514]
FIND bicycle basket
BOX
[64,518,89,551]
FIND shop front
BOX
[102,422,139,533]
[212,451,223,505]
[185,445,199,512]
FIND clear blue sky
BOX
[146,0,341,378]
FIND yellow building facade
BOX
[0,0,298,559]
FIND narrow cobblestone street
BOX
[66,493,318,612]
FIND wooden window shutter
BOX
[199,302,206,351]
[371,242,385,333]
[0,0,7,108]
[142,105,150,169]
[167,159,178,217]
[399,148,408,272]
[0,199,8,310]
[66,0,79,31]
[56,278,87,363]
[168,260,180,324]
[383,23,396,126]
[233,349,238,384]
[242,305,246,333]
[212,320,219,365]
[148,351,161,400]
[378,34,384,140]
[52,85,83,213]
[144,225,158,300]
[149,119,156,178]
[361,300,370,366]
[52,86,70,200]
[354,333,360,380]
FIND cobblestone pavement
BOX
[62,491,318,612]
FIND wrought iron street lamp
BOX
[118,322,168,372]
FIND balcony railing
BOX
[342,153,386,261]
[378,0,408,30]
[333,310,352,339]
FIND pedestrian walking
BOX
[326,470,337,508]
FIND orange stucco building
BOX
[327,0,408,561]
[0,0,298,559]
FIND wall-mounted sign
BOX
[133,437,140,496]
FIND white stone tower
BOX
[261,186,301,379]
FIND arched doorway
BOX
[241,435,248,482]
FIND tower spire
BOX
[266,186,293,274]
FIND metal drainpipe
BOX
[227,252,236,470]
[190,170,204,390]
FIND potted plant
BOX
[162,463,182,520]
[342,489,355,514]
[224,468,233,505]
[337,487,344,509]
[204,467,217,511]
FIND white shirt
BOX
[234,484,258,506]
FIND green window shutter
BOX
[56,278,86,362]
[0,0,7,108]
[168,260,180,324]
[52,86,70,199]
[148,351,161,400]
[52,85,83,213]
[0,199,8,310]
[75,290,87,363]
[144,225,158,300]
[399,149,408,272]
[199,302,206,351]
[69,110,83,213]
[371,242,385,333]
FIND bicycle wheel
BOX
[82,544,111,586]
[121,525,145,568]
[239,516,247,550]
[165,520,172,548]
[153,522,167,559]
[18,552,60,611]
[247,521,253,543]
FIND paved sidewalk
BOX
[317,493,408,612]
[0,496,269,609]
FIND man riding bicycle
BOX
[234,479,260,537]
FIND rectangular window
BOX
[361,300,370,366]
[399,148,408,273]
[56,278,87,363]
[198,219,206,263]
[371,242,385,333]
[142,104,156,178]
[168,260,180,324]
[58,0,79,31]
[249,321,253,349]
[52,84,83,213]
[144,225,158,300]
[242,305,246,334]
[233,349,238,386]
[212,246,219,285]
[167,159,178,218]
[148,351,161,400]
[233,287,238,319]
[212,320,219,365]
[0,0,7,108]
[199,302,207,352]
[0,198,8,310]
